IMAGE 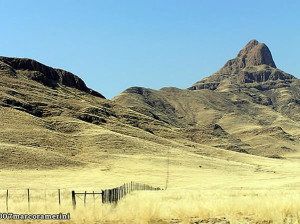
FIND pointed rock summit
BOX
[237,39,276,68]
[189,40,294,90]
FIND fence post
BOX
[119,187,121,200]
[58,189,61,205]
[72,191,76,209]
[84,191,87,207]
[27,189,30,210]
[6,189,8,211]
[114,188,116,202]
[117,188,119,201]
[109,189,112,203]
[101,190,104,203]
[111,189,114,203]
[116,188,119,202]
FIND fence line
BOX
[4,188,63,211]
[72,181,162,208]
[3,182,162,210]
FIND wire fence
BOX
[72,181,162,209]
[2,181,162,211]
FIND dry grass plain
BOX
[0,145,300,224]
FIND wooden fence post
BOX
[114,188,116,202]
[111,189,114,203]
[107,189,110,203]
[72,191,76,209]
[116,188,119,202]
[115,188,117,202]
[84,191,87,207]
[120,186,122,199]
[117,187,119,201]
[58,189,61,205]
[6,189,8,211]
[27,189,30,210]
[109,189,112,203]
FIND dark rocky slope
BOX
[0,56,104,98]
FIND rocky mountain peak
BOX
[237,39,276,68]
[189,40,295,91]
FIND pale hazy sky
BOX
[1,0,299,99]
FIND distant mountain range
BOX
[0,40,299,168]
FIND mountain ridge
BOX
[0,39,299,169]
[0,56,105,98]
[114,39,300,156]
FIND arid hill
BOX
[0,40,299,169]
[0,56,181,169]
[113,40,300,156]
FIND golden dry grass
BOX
[1,189,300,224]
[0,148,300,223]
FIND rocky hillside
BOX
[0,40,299,169]
[0,56,104,98]
[113,40,300,156]
[0,57,181,169]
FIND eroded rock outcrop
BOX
[0,56,105,98]
[189,40,294,90]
